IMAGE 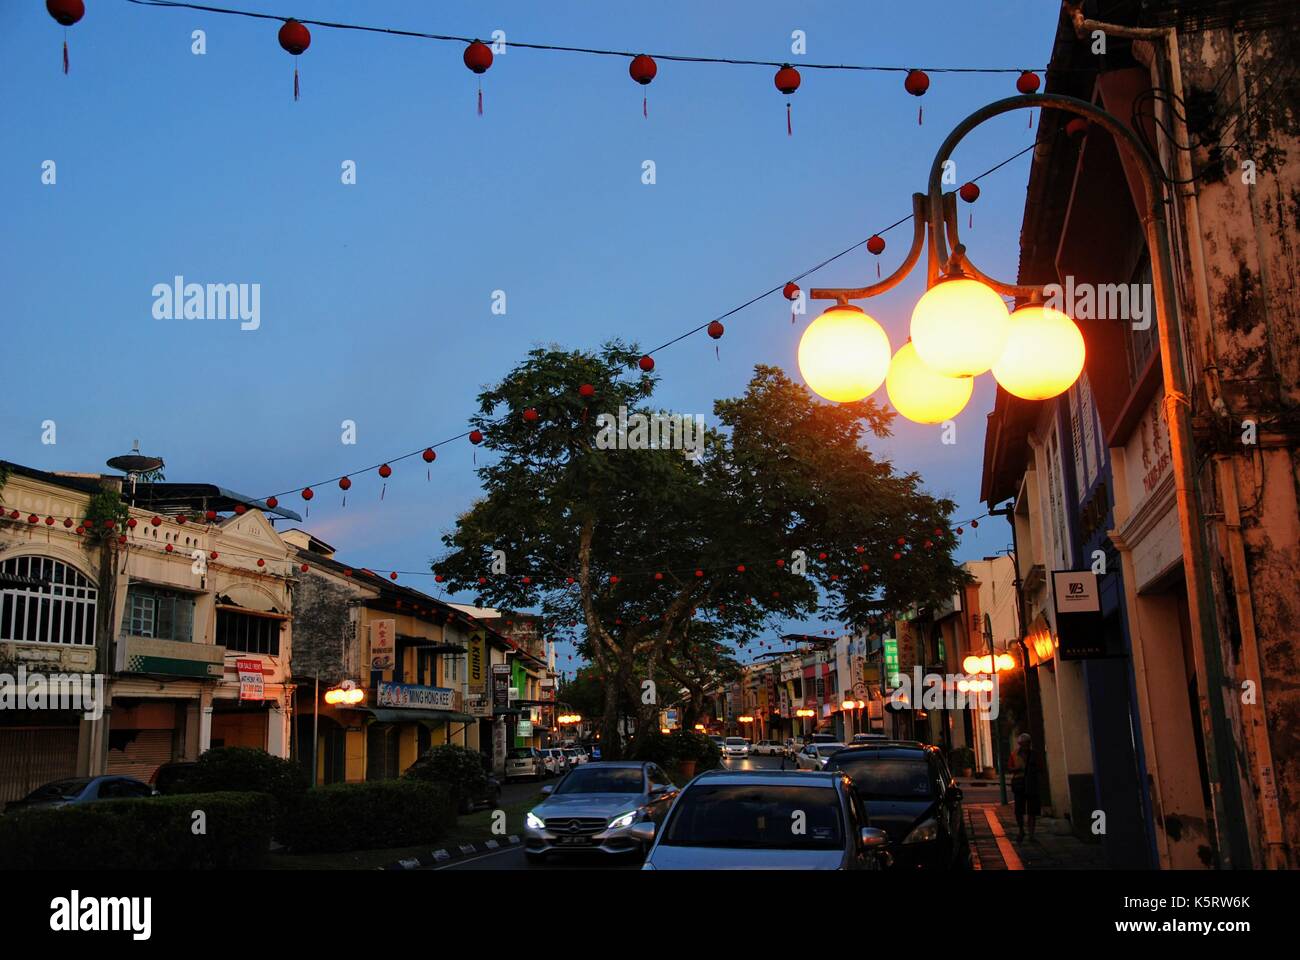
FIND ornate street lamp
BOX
[807,90,1245,866]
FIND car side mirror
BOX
[540,785,554,796]
[628,821,656,843]
[860,827,889,849]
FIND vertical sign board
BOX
[1051,570,1106,659]
[491,663,510,712]
[237,659,264,701]
[467,632,485,692]
[882,637,901,688]
[369,619,395,672]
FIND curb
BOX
[381,835,521,870]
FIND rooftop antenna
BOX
[106,440,164,506]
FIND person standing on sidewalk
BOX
[1010,733,1041,842]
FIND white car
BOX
[563,747,587,767]
[540,748,569,776]
[794,742,847,770]
[506,748,547,781]
[752,740,784,756]
[722,737,751,758]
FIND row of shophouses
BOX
[0,459,559,804]
[709,4,1300,872]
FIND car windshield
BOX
[553,767,644,794]
[508,749,535,760]
[815,744,846,756]
[662,784,844,850]
[25,778,90,801]
[831,756,936,799]
[725,738,747,745]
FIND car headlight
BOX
[526,812,545,830]
[608,810,639,829]
[903,819,940,844]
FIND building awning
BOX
[345,707,475,725]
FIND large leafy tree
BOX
[433,343,963,757]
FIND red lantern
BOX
[118,534,127,544]
[257,558,266,567]
[629,54,656,118]
[151,515,162,526]
[422,448,436,463]
[434,574,445,583]
[959,182,980,203]
[523,408,539,422]
[339,477,352,491]
[205,510,217,521]
[707,320,724,340]
[892,551,902,561]
[47,0,84,75]
[266,496,279,509]
[390,571,398,580]
[277,19,311,101]
[210,551,219,560]
[44,516,54,526]
[234,504,247,515]
[301,563,310,573]
[897,536,906,546]
[638,355,655,373]
[27,514,39,524]
[904,69,930,125]
[1066,117,1089,139]
[736,564,746,573]
[818,551,828,560]
[774,64,801,136]
[1016,70,1041,94]
[63,517,73,528]
[783,281,802,324]
[609,575,619,584]
[578,383,595,398]
[970,518,979,528]
[653,572,663,581]
[469,430,484,445]
[301,487,314,501]
[464,40,493,115]
[694,569,704,578]
[127,518,137,529]
[378,464,392,478]
[177,515,187,525]
[165,543,174,553]
[776,559,785,568]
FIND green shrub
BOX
[402,744,487,808]
[279,780,455,854]
[0,791,274,870]
[949,745,976,772]
[171,747,307,809]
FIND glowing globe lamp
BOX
[798,304,892,403]
[992,304,1086,400]
[885,340,975,423]
[909,277,1010,378]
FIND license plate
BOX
[557,835,590,845]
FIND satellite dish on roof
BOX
[106,441,164,504]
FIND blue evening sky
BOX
[1,1,1059,668]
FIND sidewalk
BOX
[964,802,1108,870]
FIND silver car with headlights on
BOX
[523,761,679,863]
[637,769,889,870]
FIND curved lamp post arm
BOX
[809,192,928,302]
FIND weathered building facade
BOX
[983,1,1299,868]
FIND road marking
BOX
[983,806,1023,870]
[430,844,522,870]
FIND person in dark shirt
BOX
[1010,732,1041,842]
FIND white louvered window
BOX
[0,555,97,647]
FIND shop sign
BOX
[467,632,486,691]
[237,658,264,701]
[369,619,395,671]
[882,637,901,688]
[376,682,458,711]
[1051,570,1107,660]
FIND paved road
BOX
[438,754,786,870]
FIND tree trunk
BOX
[601,670,622,760]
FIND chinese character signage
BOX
[376,682,460,711]
[369,619,395,671]
[883,637,901,688]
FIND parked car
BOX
[540,748,569,777]
[4,775,157,814]
[722,737,751,758]
[823,742,970,870]
[794,742,847,770]
[752,740,784,756]
[150,760,198,794]
[458,774,503,814]
[639,769,889,870]
[524,761,679,863]
[562,747,587,767]
[506,747,547,781]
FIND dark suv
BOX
[823,742,970,870]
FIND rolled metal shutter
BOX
[0,727,80,804]
[105,729,175,782]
